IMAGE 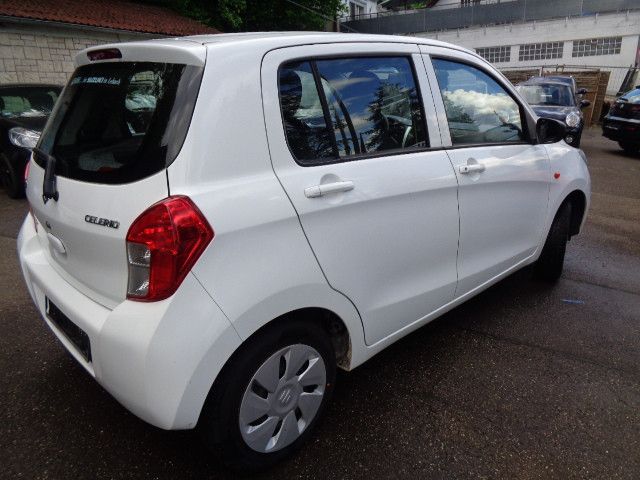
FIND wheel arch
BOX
[562,189,587,237]
[195,305,353,433]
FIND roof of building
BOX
[0,0,220,36]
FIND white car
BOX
[18,33,590,470]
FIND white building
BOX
[419,10,640,94]
[341,1,640,95]
[340,0,379,20]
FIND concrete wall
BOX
[0,19,154,85]
[417,11,640,94]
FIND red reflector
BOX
[87,48,122,61]
[126,196,213,302]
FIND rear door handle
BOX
[305,180,355,198]
[458,163,486,174]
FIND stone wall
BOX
[0,20,156,85]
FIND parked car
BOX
[602,85,640,154]
[516,77,590,148]
[0,84,61,198]
[543,75,588,98]
[18,33,590,470]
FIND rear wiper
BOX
[33,147,59,204]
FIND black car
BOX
[516,77,590,148]
[602,86,640,154]
[0,84,62,198]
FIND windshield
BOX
[620,88,640,104]
[517,84,575,107]
[0,86,60,118]
[35,61,203,185]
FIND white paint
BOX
[18,33,590,440]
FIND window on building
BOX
[572,37,622,57]
[279,57,427,165]
[432,58,525,146]
[476,46,511,64]
[518,42,563,61]
[349,2,365,19]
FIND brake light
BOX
[87,48,122,61]
[24,161,30,185]
[126,196,213,302]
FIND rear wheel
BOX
[0,154,24,199]
[533,202,571,282]
[199,320,336,471]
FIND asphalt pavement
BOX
[1,129,639,479]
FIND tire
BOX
[534,202,571,282]
[619,142,640,155]
[199,319,336,472]
[1,154,25,199]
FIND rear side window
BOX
[279,57,427,165]
[432,58,525,146]
[36,62,203,184]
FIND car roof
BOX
[78,32,483,69]
[164,31,477,58]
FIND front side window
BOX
[279,56,427,165]
[432,59,525,146]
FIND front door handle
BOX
[305,180,355,198]
[458,163,486,174]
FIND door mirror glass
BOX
[580,99,591,109]
[536,117,566,144]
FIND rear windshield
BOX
[35,62,203,184]
[0,86,60,118]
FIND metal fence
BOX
[341,0,640,34]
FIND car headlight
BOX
[8,127,40,149]
[565,112,580,128]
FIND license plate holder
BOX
[45,298,92,361]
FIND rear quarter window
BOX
[36,62,203,184]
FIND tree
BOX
[139,0,346,32]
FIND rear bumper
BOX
[602,117,640,143]
[17,215,242,430]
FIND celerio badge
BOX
[85,215,119,229]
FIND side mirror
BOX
[580,99,591,109]
[577,88,587,95]
[537,117,566,144]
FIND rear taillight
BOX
[126,196,213,302]
[24,161,30,185]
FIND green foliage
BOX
[137,0,346,32]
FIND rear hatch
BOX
[609,87,640,120]
[26,41,205,308]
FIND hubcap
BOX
[239,344,326,453]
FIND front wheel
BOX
[533,202,571,282]
[0,154,25,199]
[199,320,336,471]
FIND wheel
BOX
[199,320,336,471]
[618,142,640,155]
[0,154,25,199]
[533,202,571,282]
